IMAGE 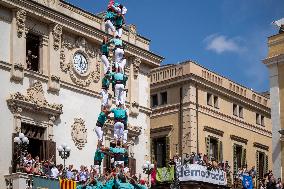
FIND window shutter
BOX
[151,139,155,163]
[166,137,170,165]
[241,147,247,168]
[129,157,136,176]
[264,154,268,175]
[218,140,223,162]
[233,144,237,175]
[205,137,210,156]
[45,140,56,164]
[256,151,259,179]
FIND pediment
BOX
[7,81,63,116]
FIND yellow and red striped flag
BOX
[59,179,76,189]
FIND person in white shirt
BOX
[50,165,59,178]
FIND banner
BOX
[176,164,227,186]
[156,166,174,183]
[33,176,60,189]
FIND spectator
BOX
[50,164,59,178]
[66,164,74,180]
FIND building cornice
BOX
[253,142,269,151]
[2,0,163,67]
[230,135,248,144]
[151,101,272,138]
[203,126,224,137]
[198,104,272,138]
[0,61,152,113]
[151,74,270,115]
[263,54,284,66]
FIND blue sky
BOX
[66,0,284,92]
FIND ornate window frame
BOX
[6,81,63,140]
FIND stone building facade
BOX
[263,29,284,179]
[150,61,272,180]
[0,0,163,188]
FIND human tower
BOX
[93,0,129,170]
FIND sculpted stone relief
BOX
[7,81,63,114]
[71,118,87,150]
[16,9,26,38]
[60,35,100,87]
[133,57,141,78]
[52,24,62,51]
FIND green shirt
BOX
[115,16,124,27]
[109,147,126,154]
[104,179,114,189]
[113,73,128,85]
[97,112,107,125]
[115,179,134,189]
[105,11,116,21]
[111,108,127,121]
[102,76,111,88]
[110,38,123,47]
[101,43,109,55]
[94,149,105,161]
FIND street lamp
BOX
[57,143,71,177]
[142,161,155,187]
[13,133,29,172]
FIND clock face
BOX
[73,52,88,75]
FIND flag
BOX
[156,166,175,183]
[33,176,60,189]
[59,179,77,189]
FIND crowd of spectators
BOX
[233,166,283,189]
[20,153,149,189]
[179,152,231,173]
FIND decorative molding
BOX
[71,118,87,150]
[61,36,100,86]
[133,57,141,78]
[150,125,172,135]
[52,24,62,51]
[51,74,60,81]
[7,81,63,115]
[230,135,248,144]
[16,9,26,38]
[203,126,224,137]
[253,142,269,151]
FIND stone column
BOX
[48,24,62,92]
[128,56,140,116]
[10,9,26,81]
[181,83,198,157]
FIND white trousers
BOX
[114,122,124,139]
[123,130,128,144]
[101,55,110,74]
[105,20,115,34]
[114,48,124,69]
[100,89,109,107]
[115,58,126,73]
[95,126,104,142]
[115,28,123,38]
[115,84,125,105]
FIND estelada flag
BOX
[59,179,76,189]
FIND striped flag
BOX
[59,179,76,189]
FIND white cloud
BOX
[204,34,244,54]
